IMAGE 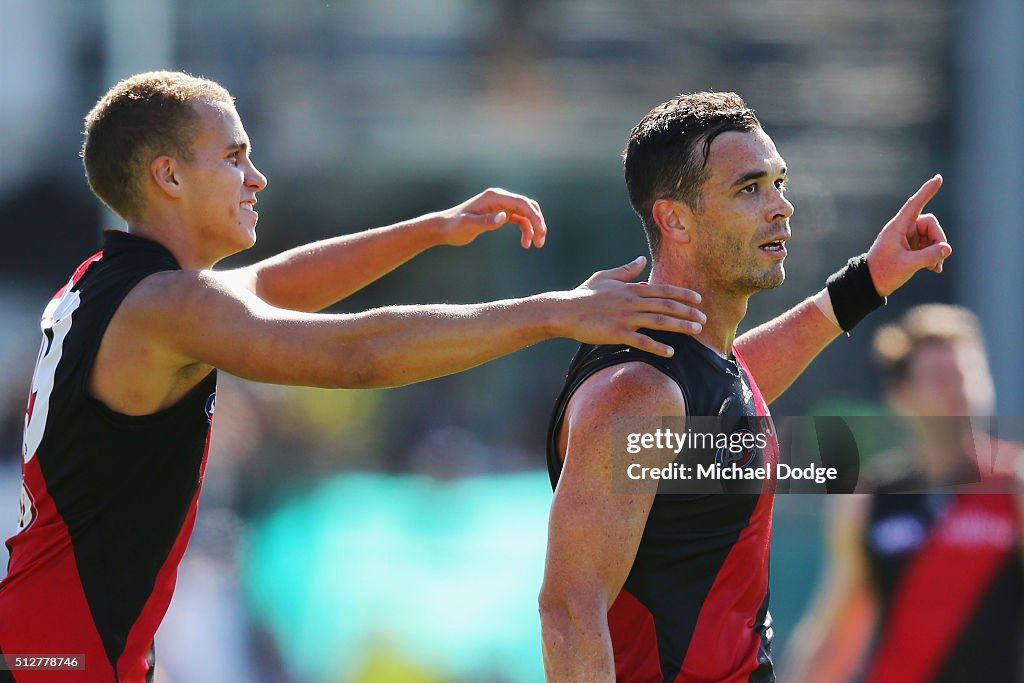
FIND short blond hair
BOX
[82,71,234,221]
[872,304,985,386]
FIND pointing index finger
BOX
[897,174,943,221]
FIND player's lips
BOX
[240,199,258,213]
[758,234,789,257]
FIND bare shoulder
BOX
[119,268,245,325]
[115,267,267,355]
[566,361,686,425]
[91,268,246,415]
[556,361,685,463]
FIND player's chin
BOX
[752,264,785,290]
[236,219,258,248]
[231,231,256,252]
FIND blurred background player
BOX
[538,92,951,682]
[785,304,1024,683]
[0,71,708,682]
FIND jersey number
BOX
[23,287,81,463]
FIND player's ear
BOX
[652,198,692,246]
[150,155,184,199]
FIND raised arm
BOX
[539,363,684,682]
[783,495,877,683]
[223,188,548,312]
[734,297,841,404]
[132,257,703,392]
[736,175,952,403]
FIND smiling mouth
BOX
[240,202,257,212]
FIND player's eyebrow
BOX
[730,167,786,188]
[226,141,251,155]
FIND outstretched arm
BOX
[223,188,548,312]
[734,297,841,404]
[136,257,704,390]
[736,175,952,403]
[539,363,684,682]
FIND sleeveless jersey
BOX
[862,490,1024,683]
[546,330,778,683]
[0,230,217,682]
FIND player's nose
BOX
[246,159,268,192]
[771,190,794,221]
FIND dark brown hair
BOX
[624,92,760,253]
[82,71,233,221]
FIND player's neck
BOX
[126,212,216,270]
[649,261,749,356]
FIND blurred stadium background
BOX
[1,0,1021,681]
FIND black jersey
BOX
[547,330,778,683]
[0,230,216,682]
[862,490,1024,683]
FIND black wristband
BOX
[825,254,886,332]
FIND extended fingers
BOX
[633,282,702,306]
[623,331,676,358]
[631,295,706,325]
[588,256,647,284]
[606,295,705,349]
[630,311,704,334]
[622,308,706,355]
[896,174,942,222]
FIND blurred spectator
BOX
[784,305,1024,682]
